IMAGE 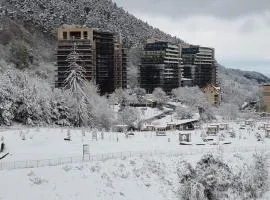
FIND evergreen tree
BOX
[64,43,88,126]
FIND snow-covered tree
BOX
[152,87,167,106]
[176,106,193,120]
[118,107,140,128]
[64,43,87,96]
[64,43,89,126]
[172,87,208,108]
[172,87,214,121]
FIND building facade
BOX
[181,45,217,88]
[262,84,270,112]
[202,83,221,106]
[140,39,182,93]
[56,25,127,94]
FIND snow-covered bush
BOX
[233,153,269,199]
[178,154,234,200]
[178,153,269,200]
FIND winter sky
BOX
[113,0,270,76]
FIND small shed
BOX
[263,123,270,130]
[114,125,128,132]
[206,124,219,135]
[179,132,191,143]
[266,129,270,138]
[219,123,229,131]
[146,125,155,131]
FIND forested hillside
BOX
[0,0,184,49]
[0,0,269,126]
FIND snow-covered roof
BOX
[114,125,128,127]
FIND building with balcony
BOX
[140,39,182,93]
[56,25,127,94]
[181,45,217,88]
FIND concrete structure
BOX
[56,25,127,94]
[202,83,221,105]
[262,84,270,112]
[179,133,191,143]
[140,39,182,93]
[181,45,217,88]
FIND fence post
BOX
[37,160,39,168]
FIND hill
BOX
[0,0,184,51]
[219,66,270,84]
[0,0,268,109]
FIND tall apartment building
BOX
[140,39,182,93]
[181,45,217,88]
[56,25,127,94]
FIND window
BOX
[83,31,88,39]
[63,32,67,39]
[70,31,81,39]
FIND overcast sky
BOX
[113,0,270,76]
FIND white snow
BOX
[0,152,267,200]
[0,120,269,200]
[0,121,269,162]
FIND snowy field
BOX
[0,152,269,200]
[0,121,270,200]
[0,121,269,163]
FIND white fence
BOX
[1,145,270,171]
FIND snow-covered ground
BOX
[0,152,268,200]
[0,121,270,200]
[0,122,269,162]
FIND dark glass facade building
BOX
[140,39,182,93]
[181,45,217,88]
